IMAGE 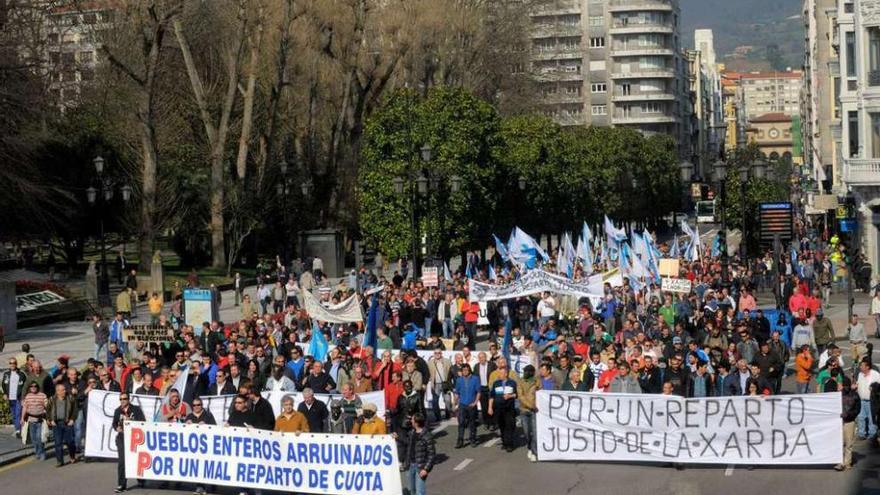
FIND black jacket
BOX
[250,397,276,430]
[842,390,861,423]
[298,400,329,433]
[303,372,336,393]
[402,428,436,472]
[207,380,237,396]
[185,410,217,425]
[227,408,255,427]
[1,369,27,398]
[112,404,146,434]
[664,366,690,397]
[753,352,784,379]
[639,367,663,394]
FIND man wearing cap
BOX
[352,402,386,435]
[813,308,835,355]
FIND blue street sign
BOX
[839,219,857,232]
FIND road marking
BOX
[724,465,734,477]
[0,456,33,474]
[432,419,453,433]
[483,437,500,448]
[453,458,473,471]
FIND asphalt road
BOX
[0,414,877,495]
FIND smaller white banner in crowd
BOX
[422,267,439,288]
[467,269,604,302]
[661,277,692,294]
[124,421,401,495]
[302,289,364,323]
[86,389,385,459]
[536,390,842,465]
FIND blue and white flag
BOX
[443,262,452,281]
[488,264,497,281]
[669,235,680,259]
[494,234,510,263]
[308,320,329,362]
[604,215,628,243]
[364,292,380,350]
[712,234,721,258]
[507,227,549,269]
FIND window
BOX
[591,105,607,115]
[566,85,581,95]
[620,83,631,95]
[560,37,579,50]
[871,113,880,158]
[79,51,94,63]
[590,37,605,48]
[870,28,880,86]
[845,1,854,14]
[643,102,662,114]
[846,112,859,158]
[591,82,607,93]
[589,16,603,27]
[845,31,856,78]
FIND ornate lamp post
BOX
[86,156,131,307]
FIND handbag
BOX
[40,420,49,444]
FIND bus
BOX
[695,200,717,223]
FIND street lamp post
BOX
[713,160,729,285]
[678,161,694,230]
[86,156,131,308]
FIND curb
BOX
[0,441,51,467]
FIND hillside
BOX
[680,0,804,71]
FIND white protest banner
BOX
[86,390,235,459]
[468,269,603,302]
[661,277,692,294]
[536,390,842,465]
[302,289,364,323]
[87,389,386,459]
[124,421,401,495]
[422,267,439,288]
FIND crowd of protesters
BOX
[3,218,880,493]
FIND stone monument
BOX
[85,261,98,306]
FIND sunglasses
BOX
[120,397,130,401]
[193,403,203,407]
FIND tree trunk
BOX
[137,98,159,274]
[235,3,263,180]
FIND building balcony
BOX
[608,0,674,12]
[613,114,678,125]
[608,23,674,35]
[610,68,676,79]
[534,69,583,81]
[541,93,585,104]
[531,46,583,61]
[844,158,880,186]
[612,92,676,102]
[531,1,581,16]
[610,47,674,57]
[531,24,581,39]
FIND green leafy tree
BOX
[722,143,791,251]
[360,87,500,260]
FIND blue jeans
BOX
[858,399,877,438]
[405,464,426,495]
[520,410,537,455]
[430,386,451,422]
[441,320,454,339]
[53,423,76,463]
[9,400,21,433]
[74,410,84,451]
[95,342,107,362]
[28,421,45,459]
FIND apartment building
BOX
[43,2,112,109]
[529,0,691,157]
[835,0,880,275]
[801,0,840,192]
[734,70,803,119]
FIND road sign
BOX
[839,219,857,232]
[759,202,793,246]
